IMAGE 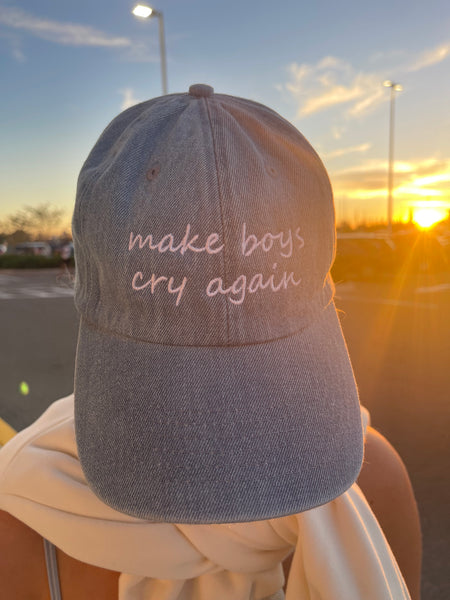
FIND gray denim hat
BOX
[73,84,363,524]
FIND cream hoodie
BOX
[0,395,410,600]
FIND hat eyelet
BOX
[146,163,161,181]
[266,164,278,178]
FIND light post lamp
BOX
[132,5,168,95]
[383,80,402,236]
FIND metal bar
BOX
[387,86,396,237]
[158,13,168,95]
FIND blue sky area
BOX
[1,0,449,229]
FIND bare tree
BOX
[5,203,65,240]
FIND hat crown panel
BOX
[74,93,335,347]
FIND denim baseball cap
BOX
[72,84,363,523]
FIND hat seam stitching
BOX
[204,96,231,345]
[74,170,104,316]
[79,297,333,349]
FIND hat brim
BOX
[74,301,363,524]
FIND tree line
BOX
[0,203,69,245]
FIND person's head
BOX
[72,84,363,524]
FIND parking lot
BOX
[0,268,449,599]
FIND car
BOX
[14,242,52,257]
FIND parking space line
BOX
[48,286,74,296]
[17,288,53,298]
[415,283,450,294]
[0,289,74,300]
[335,294,438,309]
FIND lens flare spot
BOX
[19,381,29,396]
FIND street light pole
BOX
[132,5,168,95]
[383,80,402,237]
[157,11,168,96]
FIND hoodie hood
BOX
[0,396,409,600]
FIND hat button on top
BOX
[189,83,214,98]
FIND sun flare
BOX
[412,207,448,229]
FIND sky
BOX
[1,0,449,232]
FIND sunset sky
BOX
[1,0,449,231]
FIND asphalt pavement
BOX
[0,268,449,599]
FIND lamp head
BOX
[383,80,402,92]
[132,5,154,18]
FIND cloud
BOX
[408,42,450,72]
[317,56,349,71]
[330,158,450,202]
[369,49,407,64]
[331,126,345,140]
[12,44,24,61]
[119,88,141,110]
[0,29,25,61]
[284,41,450,122]
[322,143,372,160]
[285,57,386,119]
[0,6,131,48]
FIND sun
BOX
[412,207,448,230]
